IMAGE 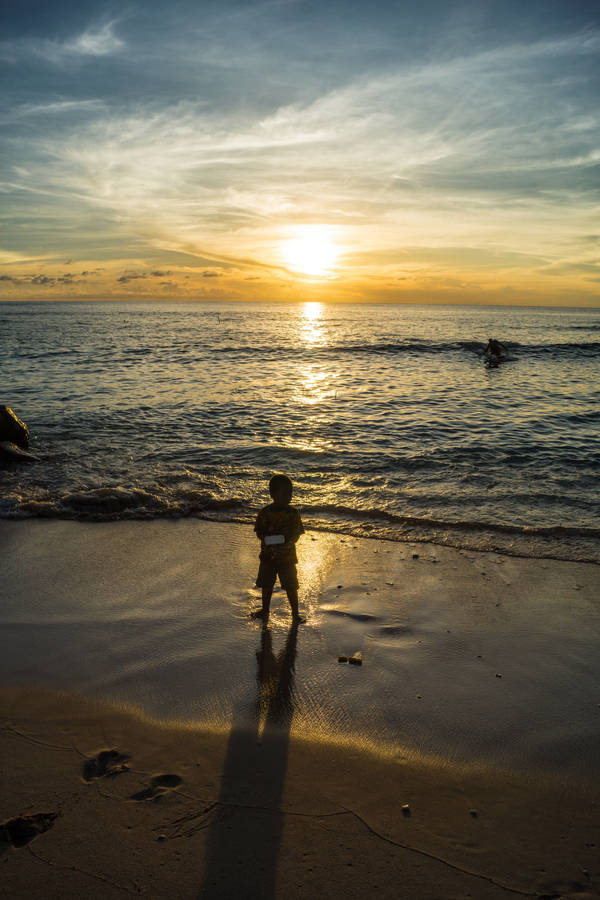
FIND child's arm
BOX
[254,511,266,541]
[283,512,304,546]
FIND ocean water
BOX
[1,300,599,561]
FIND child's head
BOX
[269,473,293,506]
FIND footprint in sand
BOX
[1,813,58,848]
[369,624,414,642]
[82,749,130,782]
[323,608,378,622]
[130,774,183,802]
[377,624,412,636]
[537,878,589,898]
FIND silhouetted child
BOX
[252,474,305,623]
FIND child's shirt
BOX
[254,503,304,565]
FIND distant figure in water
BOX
[252,474,305,624]
[485,338,507,358]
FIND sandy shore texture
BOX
[1,519,599,898]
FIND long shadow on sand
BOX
[199,622,298,899]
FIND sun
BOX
[281,225,340,277]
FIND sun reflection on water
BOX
[296,364,332,405]
[294,302,338,406]
[300,301,327,346]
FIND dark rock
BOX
[0,441,38,462]
[0,406,29,449]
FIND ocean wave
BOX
[9,334,600,368]
[2,486,598,563]
[209,340,485,356]
[301,502,600,541]
[0,486,245,520]
[522,341,600,357]
[208,339,600,360]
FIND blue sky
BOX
[1,0,599,303]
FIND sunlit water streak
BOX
[1,300,599,561]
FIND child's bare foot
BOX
[251,608,269,619]
[292,614,306,624]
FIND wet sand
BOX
[1,519,599,898]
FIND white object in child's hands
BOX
[265,534,285,545]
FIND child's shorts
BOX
[255,560,299,592]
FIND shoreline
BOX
[2,508,599,565]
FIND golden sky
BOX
[1,1,599,306]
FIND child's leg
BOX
[250,586,271,619]
[260,583,273,617]
[285,585,305,623]
[252,561,275,619]
[281,564,304,622]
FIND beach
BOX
[2,519,599,898]
[3,0,600,890]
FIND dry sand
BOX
[1,519,599,898]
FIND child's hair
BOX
[269,473,293,497]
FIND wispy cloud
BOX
[0,21,125,66]
[64,22,125,57]
[0,250,55,265]
[3,100,106,122]
[15,30,592,264]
